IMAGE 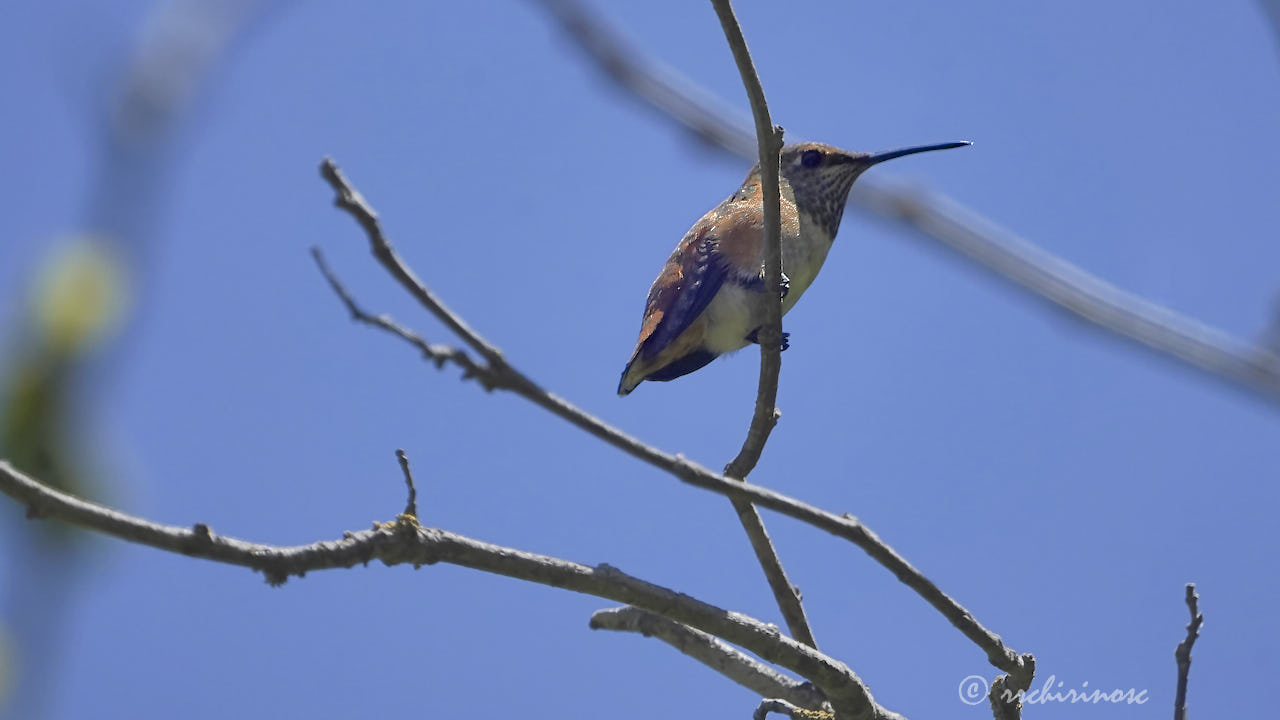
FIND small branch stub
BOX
[1174,583,1204,720]
[396,448,418,520]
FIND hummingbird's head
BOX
[777,140,971,237]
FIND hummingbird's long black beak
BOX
[865,141,971,166]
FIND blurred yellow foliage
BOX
[31,239,129,358]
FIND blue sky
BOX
[3,1,1280,718]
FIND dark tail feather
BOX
[642,350,718,382]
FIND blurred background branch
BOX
[1262,0,1280,53]
[533,0,1280,407]
[0,2,277,717]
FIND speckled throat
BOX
[782,165,861,240]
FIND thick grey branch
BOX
[591,606,829,711]
[534,0,1280,407]
[755,698,840,720]
[316,159,1028,681]
[988,657,1036,720]
[0,460,896,720]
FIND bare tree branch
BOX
[0,460,897,720]
[591,606,831,711]
[533,0,1280,408]
[1173,583,1204,720]
[319,161,509,370]
[705,0,816,652]
[988,662,1035,720]
[311,246,496,389]
[729,501,816,648]
[315,158,1030,682]
[710,0,786,480]
[755,698,837,720]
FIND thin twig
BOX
[591,606,831,712]
[316,158,1029,682]
[533,0,1280,408]
[311,247,497,389]
[0,460,898,720]
[395,449,417,519]
[319,160,509,370]
[710,0,786,481]
[1174,583,1204,720]
[706,0,816,651]
[730,502,816,648]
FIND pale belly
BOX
[700,234,832,354]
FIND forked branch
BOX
[591,605,830,711]
[315,158,1030,684]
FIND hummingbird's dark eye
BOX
[801,149,823,168]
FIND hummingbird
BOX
[617,140,969,396]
